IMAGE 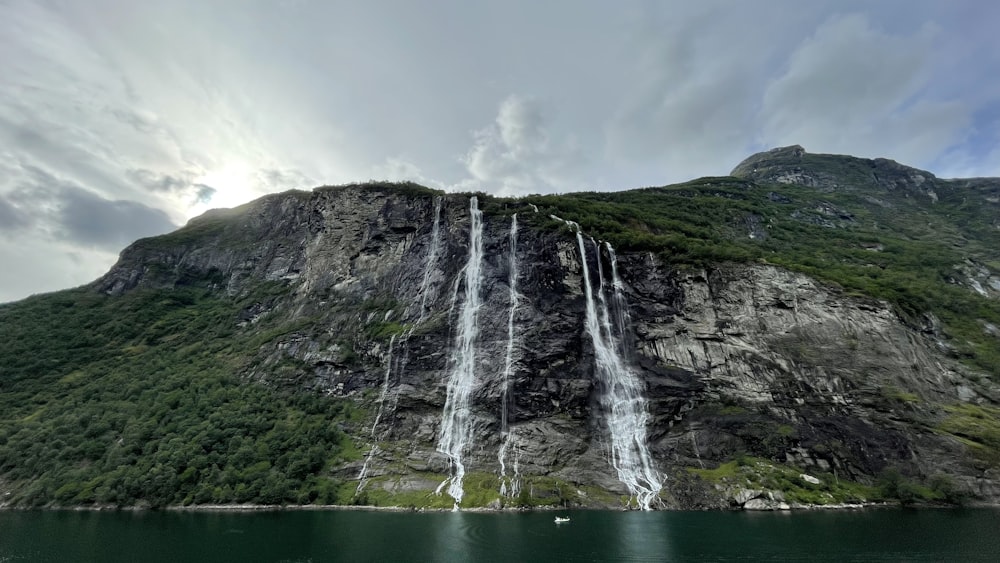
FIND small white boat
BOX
[554,516,570,523]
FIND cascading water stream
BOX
[356,334,397,491]
[592,238,617,347]
[396,194,445,406]
[436,196,485,508]
[498,214,521,497]
[606,243,633,359]
[416,196,443,321]
[574,229,663,510]
[357,196,443,492]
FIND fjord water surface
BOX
[1,508,998,562]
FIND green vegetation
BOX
[517,174,1000,375]
[690,456,872,506]
[937,403,1000,467]
[882,386,922,404]
[876,468,967,506]
[364,321,408,340]
[0,285,356,508]
[1,152,997,509]
[316,180,440,199]
[690,456,964,506]
[347,473,455,510]
[489,475,597,509]
[347,471,609,510]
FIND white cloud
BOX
[759,13,971,165]
[463,95,584,195]
[0,237,116,303]
[1,0,998,302]
[368,158,449,191]
[1,160,176,251]
[602,1,822,184]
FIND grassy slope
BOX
[1,171,998,509]
[498,175,1000,374]
[0,284,358,508]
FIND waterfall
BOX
[593,238,616,347]
[417,196,443,320]
[498,214,521,497]
[497,433,522,498]
[574,230,662,510]
[606,243,633,359]
[395,194,445,406]
[436,196,485,508]
[356,334,398,492]
[358,196,444,492]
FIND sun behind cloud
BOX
[189,163,256,216]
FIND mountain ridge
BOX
[2,147,999,510]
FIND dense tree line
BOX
[1,173,997,508]
[0,287,354,508]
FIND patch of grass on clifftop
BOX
[316,181,441,199]
[521,176,1000,376]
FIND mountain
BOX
[1,147,999,510]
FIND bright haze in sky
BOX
[1,0,998,302]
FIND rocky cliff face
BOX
[730,145,1000,203]
[731,146,1000,302]
[95,181,1000,509]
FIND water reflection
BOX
[428,510,469,562]
[2,508,999,562]
[615,511,671,561]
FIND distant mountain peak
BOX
[730,145,941,198]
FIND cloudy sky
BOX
[1,0,998,302]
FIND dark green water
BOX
[1,508,997,562]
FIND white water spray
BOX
[498,214,521,497]
[606,243,633,358]
[417,196,443,320]
[358,196,444,491]
[574,230,662,510]
[593,239,616,347]
[357,334,398,491]
[497,433,522,498]
[397,194,445,404]
[436,196,485,508]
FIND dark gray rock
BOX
[92,184,1000,508]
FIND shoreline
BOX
[3,500,988,513]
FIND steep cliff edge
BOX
[731,145,1000,204]
[3,150,999,510]
[731,146,1000,302]
[92,179,1000,508]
